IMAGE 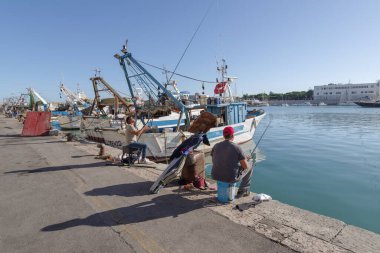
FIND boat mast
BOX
[114,42,190,129]
[217,59,234,102]
[89,76,132,115]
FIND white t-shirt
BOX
[125,124,137,145]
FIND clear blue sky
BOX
[1,0,380,102]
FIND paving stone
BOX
[208,203,264,227]
[254,200,345,241]
[253,218,296,242]
[282,231,351,253]
[332,225,380,253]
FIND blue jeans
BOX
[237,165,253,192]
[128,142,147,159]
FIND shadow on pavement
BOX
[0,134,21,137]
[4,162,108,174]
[41,194,212,232]
[84,182,155,198]
[71,155,97,158]
[0,140,64,146]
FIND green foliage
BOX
[243,89,313,100]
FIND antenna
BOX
[121,40,128,53]
[60,72,65,84]
[94,68,101,77]
[162,65,170,88]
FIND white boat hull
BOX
[102,113,265,161]
[82,111,188,144]
[57,115,81,130]
[81,116,113,142]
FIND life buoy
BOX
[214,82,227,94]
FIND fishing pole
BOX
[136,116,153,142]
[236,115,272,177]
[251,115,272,158]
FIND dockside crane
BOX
[28,88,49,111]
[59,83,89,107]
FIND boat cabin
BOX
[206,102,247,127]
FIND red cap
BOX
[223,126,234,137]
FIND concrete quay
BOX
[0,115,379,253]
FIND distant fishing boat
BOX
[354,91,380,107]
[246,98,269,107]
[354,100,380,107]
[57,114,82,130]
[57,83,91,130]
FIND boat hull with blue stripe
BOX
[100,104,265,161]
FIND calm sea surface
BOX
[224,105,380,234]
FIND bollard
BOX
[66,133,73,142]
[97,143,105,156]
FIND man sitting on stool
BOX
[125,116,150,164]
[211,126,253,198]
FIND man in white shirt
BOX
[125,116,150,163]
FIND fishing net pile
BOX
[188,111,217,133]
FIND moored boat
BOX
[105,42,266,161]
[354,100,380,107]
[57,83,91,130]
[57,114,82,130]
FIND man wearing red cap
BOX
[211,126,253,198]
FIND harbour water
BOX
[242,105,380,234]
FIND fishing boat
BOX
[246,98,269,107]
[354,100,380,107]
[246,108,265,119]
[80,76,133,142]
[81,76,185,142]
[56,114,82,130]
[102,42,265,161]
[57,84,90,130]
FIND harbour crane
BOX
[59,83,88,106]
[28,88,49,111]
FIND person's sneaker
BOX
[140,158,152,164]
[236,190,251,198]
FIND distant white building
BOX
[313,81,380,105]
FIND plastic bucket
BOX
[217,181,236,203]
